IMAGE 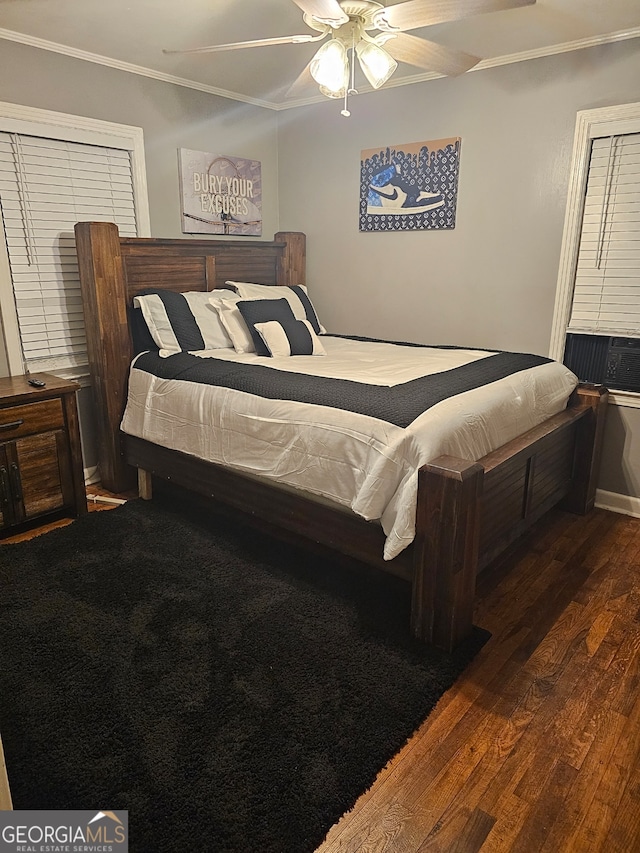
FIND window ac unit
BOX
[605,337,640,393]
[564,335,640,393]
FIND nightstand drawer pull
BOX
[0,419,24,432]
[9,463,22,502]
[0,467,10,507]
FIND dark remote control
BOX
[27,378,46,387]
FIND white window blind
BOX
[567,132,640,337]
[0,132,137,372]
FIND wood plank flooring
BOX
[2,496,639,851]
[318,507,640,853]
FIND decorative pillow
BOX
[209,297,256,354]
[235,298,301,356]
[255,319,326,357]
[134,290,232,356]
[226,281,326,334]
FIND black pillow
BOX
[236,298,298,356]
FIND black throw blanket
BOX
[134,342,551,428]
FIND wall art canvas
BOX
[359,138,461,232]
[179,148,262,236]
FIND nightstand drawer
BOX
[0,399,65,439]
[0,373,86,535]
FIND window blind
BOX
[567,132,640,337]
[0,132,137,372]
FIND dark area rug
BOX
[0,488,489,853]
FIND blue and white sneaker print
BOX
[367,163,444,215]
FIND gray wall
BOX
[277,39,640,501]
[0,41,280,240]
[599,405,640,499]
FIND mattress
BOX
[121,336,579,560]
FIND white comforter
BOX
[121,337,578,560]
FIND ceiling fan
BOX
[165,0,536,114]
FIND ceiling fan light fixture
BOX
[355,40,397,89]
[319,84,347,99]
[309,39,349,95]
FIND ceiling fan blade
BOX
[290,0,349,27]
[163,34,323,55]
[377,0,535,33]
[385,32,480,76]
[285,63,317,98]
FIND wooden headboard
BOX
[74,221,306,491]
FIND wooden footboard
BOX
[411,384,607,650]
[75,220,609,652]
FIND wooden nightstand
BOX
[0,373,87,536]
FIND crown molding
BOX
[1,25,639,112]
[0,28,275,109]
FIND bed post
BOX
[275,232,306,286]
[561,383,608,514]
[411,457,484,652]
[75,221,136,494]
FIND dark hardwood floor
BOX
[319,506,640,853]
[2,492,639,851]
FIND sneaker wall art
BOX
[178,148,262,236]
[360,138,461,233]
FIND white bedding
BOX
[121,337,579,560]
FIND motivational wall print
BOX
[359,138,461,232]
[179,149,262,236]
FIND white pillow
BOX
[226,281,326,334]
[209,296,256,353]
[134,290,232,356]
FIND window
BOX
[0,133,136,371]
[567,133,640,337]
[550,101,640,408]
[0,102,150,377]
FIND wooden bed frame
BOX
[75,221,608,652]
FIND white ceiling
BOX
[1,0,639,109]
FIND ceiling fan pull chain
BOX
[341,29,358,117]
[341,86,350,117]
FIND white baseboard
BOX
[84,465,100,486]
[595,489,640,519]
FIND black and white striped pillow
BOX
[235,297,326,357]
[255,319,326,357]
[226,281,326,334]
[235,298,300,356]
[134,290,234,355]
